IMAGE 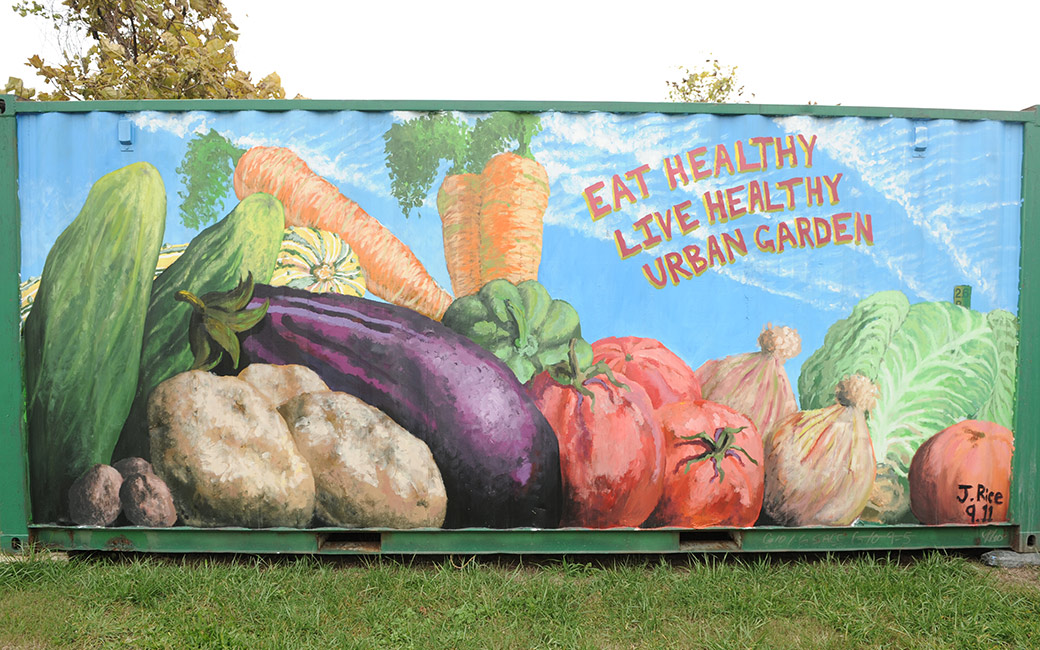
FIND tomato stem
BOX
[678,426,758,483]
[568,338,627,410]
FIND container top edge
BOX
[1,95,1037,123]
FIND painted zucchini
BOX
[23,162,167,522]
[230,284,563,529]
[115,192,285,460]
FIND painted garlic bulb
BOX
[695,323,801,438]
[763,374,878,527]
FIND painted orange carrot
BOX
[478,152,550,289]
[436,152,550,298]
[233,147,453,320]
[436,173,484,297]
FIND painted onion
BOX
[695,323,801,438]
[763,374,878,526]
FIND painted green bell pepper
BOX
[442,279,587,384]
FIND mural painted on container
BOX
[16,109,1022,531]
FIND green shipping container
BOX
[1,96,1038,556]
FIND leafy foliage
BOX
[383,111,542,217]
[176,129,246,229]
[869,301,999,475]
[797,291,910,410]
[383,113,468,218]
[7,0,289,100]
[666,57,752,103]
[458,113,542,172]
[3,76,36,100]
[975,309,1019,429]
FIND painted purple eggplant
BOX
[235,284,562,529]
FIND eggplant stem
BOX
[179,275,266,371]
[175,290,207,313]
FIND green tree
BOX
[666,57,752,103]
[4,0,288,100]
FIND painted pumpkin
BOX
[270,227,366,295]
[528,369,664,528]
[644,399,763,528]
[591,336,702,411]
[908,420,1013,525]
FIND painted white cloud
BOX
[539,112,704,173]
[132,112,210,138]
[774,115,1016,305]
[128,110,389,198]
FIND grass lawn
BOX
[1,549,1037,649]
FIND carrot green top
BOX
[382,111,542,217]
[177,129,247,229]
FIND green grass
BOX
[1,550,1037,649]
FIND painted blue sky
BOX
[15,109,1023,400]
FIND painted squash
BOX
[270,226,367,295]
[645,400,763,528]
[908,420,1013,525]
[592,336,702,411]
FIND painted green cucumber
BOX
[24,162,167,522]
[114,192,286,460]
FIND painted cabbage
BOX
[797,291,909,411]
[974,309,1018,430]
[869,301,998,475]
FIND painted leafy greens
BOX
[798,291,910,411]
[974,309,1019,430]
[868,301,998,474]
[798,292,1015,523]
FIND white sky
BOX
[1,0,1038,111]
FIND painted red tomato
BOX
[908,420,1014,525]
[591,336,702,411]
[528,370,664,528]
[644,399,763,528]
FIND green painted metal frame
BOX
[4,96,1037,121]
[0,97,29,553]
[30,524,1015,555]
[1011,107,1040,552]
[1,96,1038,555]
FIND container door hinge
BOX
[118,117,134,152]
[913,124,928,158]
